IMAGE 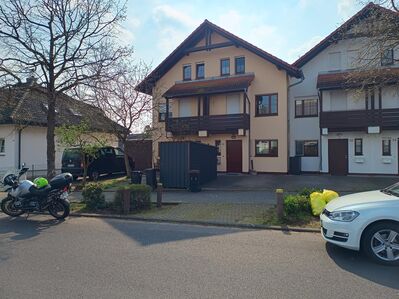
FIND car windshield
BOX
[381,182,399,196]
[63,149,81,160]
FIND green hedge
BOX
[284,194,312,217]
[82,182,106,210]
[113,184,152,212]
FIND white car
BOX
[320,184,399,266]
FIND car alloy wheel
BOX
[371,229,399,262]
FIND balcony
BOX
[166,113,250,135]
[320,108,399,131]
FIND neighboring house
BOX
[0,79,119,174]
[137,20,302,173]
[289,3,399,175]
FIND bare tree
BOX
[0,0,132,178]
[90,61,153,177]
[343,1,399,89]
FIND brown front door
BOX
[226,140,242,173]
[328,139,348,175]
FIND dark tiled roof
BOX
[163,74,255,98]
[136,20,301,95]
[294,3,398,68]
[317,68,399,90]
[0,83,123,132]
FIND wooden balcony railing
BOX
[166,113,250,135]
[320,108,399,131]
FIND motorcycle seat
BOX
[28,184,52,196]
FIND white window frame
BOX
[0,138,5,154]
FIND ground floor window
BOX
[255,140,278,157]
[382,139,391,156]
[295,140,318,157]
[215,140,221,156]
[0,138,4,154]
[354,138,363,156]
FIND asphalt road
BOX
[0,214,398,299]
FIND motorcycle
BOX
[0,167,72,220]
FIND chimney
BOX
[26,76,37,85]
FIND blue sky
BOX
[122,0,364,69]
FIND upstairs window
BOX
[183,65,191,81]
[0,138,4,154]
[255,94,278,116]
[382,139,391,156]
[158,103,172,122]
[235,57,245,74]
[295,99,318,117]
[220,58,230,76]
[381,49,394,66]
[196,63,204,79]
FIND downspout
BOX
[287,71,305,172]
[318,89,323,173]
[18,128,22,169]
[244,88,251,173]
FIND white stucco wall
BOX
[321,131,399,174]
[1,125,119,176]
[0,125,18,172]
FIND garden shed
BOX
[159,141,217,189]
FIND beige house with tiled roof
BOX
[137,20,302,173]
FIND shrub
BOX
[113,184,152,212]
[284,194,311,217]
[82,182,106,210]
[298,187,322,199]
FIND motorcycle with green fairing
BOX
[1,167,72,220]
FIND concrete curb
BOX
[69,212,320,233]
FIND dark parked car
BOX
[61,147,132,180]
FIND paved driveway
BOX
[0,214,398,299]
[204,173,399,192]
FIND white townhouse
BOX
[289,3,399,175]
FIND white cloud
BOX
[157,26,188,57]
[153,4,199,27]
[217,10,244,33]
[216,10,285,58]
[116,17,141,46]
[337,0,357,19]
[287,35,324,63]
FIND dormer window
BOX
[196,63,204,79]
[69,108,82,116]
[235,57,245,74]
[43,103,58,113]
[220,58,230,76]
[183,65,191,81]
[381,49,394,66]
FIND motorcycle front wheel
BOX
[1,197,24,217]
[48,201,70,220]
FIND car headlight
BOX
[328,210,359,222]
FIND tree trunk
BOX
[124,146,132,178]
[82,153,88,185]
[46,91,56,179]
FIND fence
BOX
[0,164,62,181]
